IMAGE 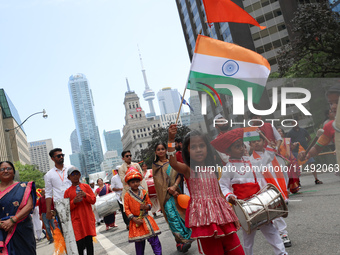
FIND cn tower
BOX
[139,48,156,117]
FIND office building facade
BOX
[0,89,30,164]
[103,129,123,157]
[28,139,54,173]
[157,87,183,115]
[68,74,103,176]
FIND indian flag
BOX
[243,127,260,142]
[187,35,271,104]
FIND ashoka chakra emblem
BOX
[222,60,239,76]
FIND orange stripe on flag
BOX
[243,127,258,133]
[194,35,271,70]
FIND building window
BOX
[132,130,135,133]
[138,135,140,138]
[140,114,142,117]
[141,134,143,137]
[136,103,139,107]
[143,128,146,131]
[139,144,142,148]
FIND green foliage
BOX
[277,3,340,77]
[134,124,191,167]
[14,161,45,188]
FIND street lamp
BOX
[5,109,48,132]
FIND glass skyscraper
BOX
[103,129,123,156]
[68,74,103,176]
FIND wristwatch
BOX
[166,151,176,157]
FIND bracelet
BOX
[10,217,16,224]
[166,151,176,157]
[13,216,18,222]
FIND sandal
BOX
[315,179,323,184]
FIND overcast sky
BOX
[0,0,192,164]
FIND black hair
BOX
[175,137,183,144]
[153,142,168,163]
[0,161,16,177]
[182,130,217,172]
[121,150,131,158]
[97,178,103,184]
[49,148,62,158]
[277,127,285,136]
[127,178,141,184]
[326,85,340,97]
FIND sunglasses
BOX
[55,154,65,158]
[70,171,80,176]
[125,155,132,158]
[0,167,13,172]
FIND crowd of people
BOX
[0,86,339,255]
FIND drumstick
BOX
[318,151,336,156]
[305,129,324,154]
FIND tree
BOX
[277,2,340,77]
[134,124,191,167]
[14,161,45,188]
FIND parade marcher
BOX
[119,151,148,203]
[39,188,55,244]
[141,164,160,217]
[152,142,193,253]
[0,161,37,255]
[300,85,340,167]
[277,128,302,193]
[287,121,323,184]
[44,148,72,220]
[249,136,292,248]
[111,168,130,229]
[64,166,96,255]
[174,138,190,196]
[95,178,117,230]
[124,168,162,255]
[213,128,287,255]
[168,125,245,255]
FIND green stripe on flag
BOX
[243,136,260,142]
[187,71,265,104]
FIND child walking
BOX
[124,167,162,255]
[249,136,291,248]
[168,124,245,255]
[212,128,287,255]
[64,166,96,255]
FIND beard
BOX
[175,146,181,151]
[218,124,229,132]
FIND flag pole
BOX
[176,29,203,125]
[175,72,190,124]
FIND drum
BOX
[95,192,120,218]
[146,178,157,198]
[233,183,288,234]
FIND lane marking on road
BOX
[96,232,127,255]
[288,199,302,202]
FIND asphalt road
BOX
[37,171,340,255]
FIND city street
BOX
[37,171,340,255]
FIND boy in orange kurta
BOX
[64,166,96,255]
[124,167,162,255]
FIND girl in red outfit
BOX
[167,124,244,255]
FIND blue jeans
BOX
[42,213,55,240]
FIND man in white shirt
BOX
[111,168,129,229]
[45,148,72,220]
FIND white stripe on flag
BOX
[191,53,270,87]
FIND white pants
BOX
[242,223,287,255]
[273,217,288,236]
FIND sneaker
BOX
[49,239,54,244]
[281,234,292,247]
[96,222,101,226]
[176,242,191,253]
